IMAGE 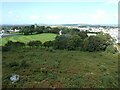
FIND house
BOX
[0,30,5,34]
[14,29,20,32]
[59,30,62,35]
[87,33,97,37]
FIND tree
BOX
[29,25,35,34]
[70,28,80,34]
[21,26,30,35]
[78,31,88,40]
[97,32,113,46]
[83,34,113,52]
[53,34,70,49]
[51,27,60,34]
[61,27,70,34]
[45,26,52,33]
[66,35,82,50]
[35,26,45,34]
[20,25,35,35]
[40,26,45,33]
[53,34,82,50]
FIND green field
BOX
[2,47,118,88]
[0,33,57,46]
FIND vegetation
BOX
[53,34,82,50]
[5,41,25,47]
[0,33,57,46]
[105,45,118,54]
[27,41,42,47]
[2,47,118,88]
[1,25,119,88]
[20,25,60,35]
[83,34,112,52]
[43,41,53,48]
[2,31,117,53]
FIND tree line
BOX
[2,31,118,53]
[19,25,89,35]
[20,25,61,35]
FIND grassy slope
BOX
[2,48,118,88]
[0,33,57,46]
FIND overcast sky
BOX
[1,0,119,25]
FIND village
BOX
[0,24,119,43]
[2,1,119,88]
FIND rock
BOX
[10,74,19,83]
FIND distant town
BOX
[0,24,119,43]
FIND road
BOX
[0,34,20,38]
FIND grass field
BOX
[0,33,57,46]
[2,47,118,88]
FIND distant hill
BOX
[1,24,118,27]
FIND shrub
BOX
[40,67,48,74]
[14,42,25,47]
[2,46,11,52]
[5,41,25,47]
[9,61,19,67]
[43,41,53,48]
[53,34,82,50]
[78,31,88,40]
[105,45,118,54]
[20,60,29,68]
[5,41,14,46]
[47,72,57,80]
[48,47,54,52]
[83,36,110,52]
[99,65,107,72]
[27,40,42,47]
[67,75,83,88]
[118,43,120,46]
[50,27,60,34]
[100,75,117,87]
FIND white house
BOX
[87,33,97,37]
[59,30,62,35]
[0,30,5,34]
[14,29,20,32]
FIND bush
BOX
[14,42,25,47]
[43,41,53,48]
[53,34,82,50]
[48,47,54,52]
[83,36,110,52]
[100,74,117,87]
[2,46,11,52]
[20,60,29,68]
[9,61,19,67]
[105,45,118,54]
[118,43,120,46]
[78,31,88,40]
[27,40,42,47]
[67,75,83,88]
[5,41,14,47]
[47,72,57,80]
[5,41,25,47]
[50,27,60,34]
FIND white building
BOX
[0,30,5,34]
[59,30,62,35]
[14,29,20,32]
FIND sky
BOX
[0,0,119,25]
